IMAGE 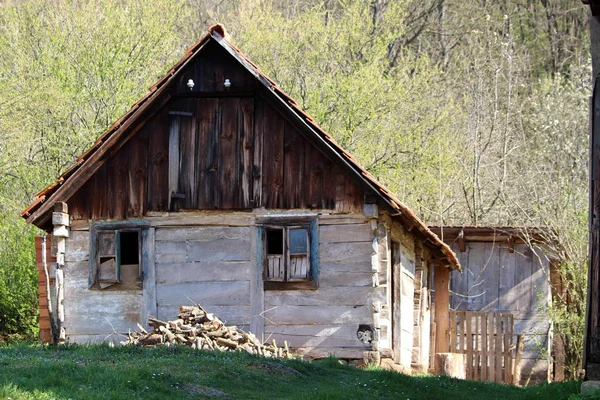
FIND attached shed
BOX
[22,25,460,371]
[430,226,558,384]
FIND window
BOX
[261,219,318,290]
[90,226,143,290]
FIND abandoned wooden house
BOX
[22,24,461,371]
[430,226,559,384]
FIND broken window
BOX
[91,227,142,290]
[262,220,317,290]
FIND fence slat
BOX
[495,313,503,382]
[449,311,514,384]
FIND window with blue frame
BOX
[260,219,318,290]
[90,226,143,290]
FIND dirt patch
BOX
[182,384,229,397]
[247,361,301,376]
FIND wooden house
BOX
[430,226,558,384]
[22,25,460,371]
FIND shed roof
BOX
[21,24,460,270]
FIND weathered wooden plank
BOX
[319,224,373,244]
[514,243,534,312]
[265,286,384,307]
[63,314,141,336]
[481,242,500,312]
[148,213,254,227]
[155,261,251,284]
[142,227,156,331]
[155,226,250,242]
[91,164,107,220]
[318,271,373,287]
[318,214,367,225]
[178,113,197,208]
[109,144,129,219]
[250,226,264,341]
[262,305,372,326]
[219,97,240,209]
[156,281,250,306]
[63,291,143,314]
[319,241,372,263]
[498,244,516,312]
[197,98,219,208]
[240,97,254,208]
[283,123,304,209]
[147,110,169,211]
[319,261,372,273]
[262,103,284,208]
[187,238,250,262]
[450,242,469,310]
[304,135,324,209]
[168,115,180,211]
[65,231,89,262]
[252,98,264,207]
[128,130,148,217]
[466,242,486,311]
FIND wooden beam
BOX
[508,235,515,253]
[457,229,466,253]
[434,264,450,362]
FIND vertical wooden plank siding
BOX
[252,99,264,206]
[147,111,169,211]
[168,115,180,210]
[283,123,305,209]
[178,114,197,208]
[262,103,284,208]
[197,98,219,208]
[240,98,254,208]
[128,130,148,217]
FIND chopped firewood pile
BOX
[121,305,293,359]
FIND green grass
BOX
[0,344,586,399]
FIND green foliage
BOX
[0,0,186,340]
[0,213,37,340]
[0,344,583,399]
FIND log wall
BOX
[61,211,405,359]
[450,241,551,384]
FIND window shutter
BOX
[287,227,309,281]
[96,230,120,287]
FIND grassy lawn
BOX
[0,344,588,399]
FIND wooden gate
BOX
[449,311,514,383]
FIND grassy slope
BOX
[0,344,585,400]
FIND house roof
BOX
[429,225,554,244]
[21,24,460,270]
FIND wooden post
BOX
[52,201,69,343]
[434,263,451,369]
[41,236,58,344]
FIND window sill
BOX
[264,281,318,291]
[89,281,143,291]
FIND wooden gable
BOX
[67,40,363,221]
